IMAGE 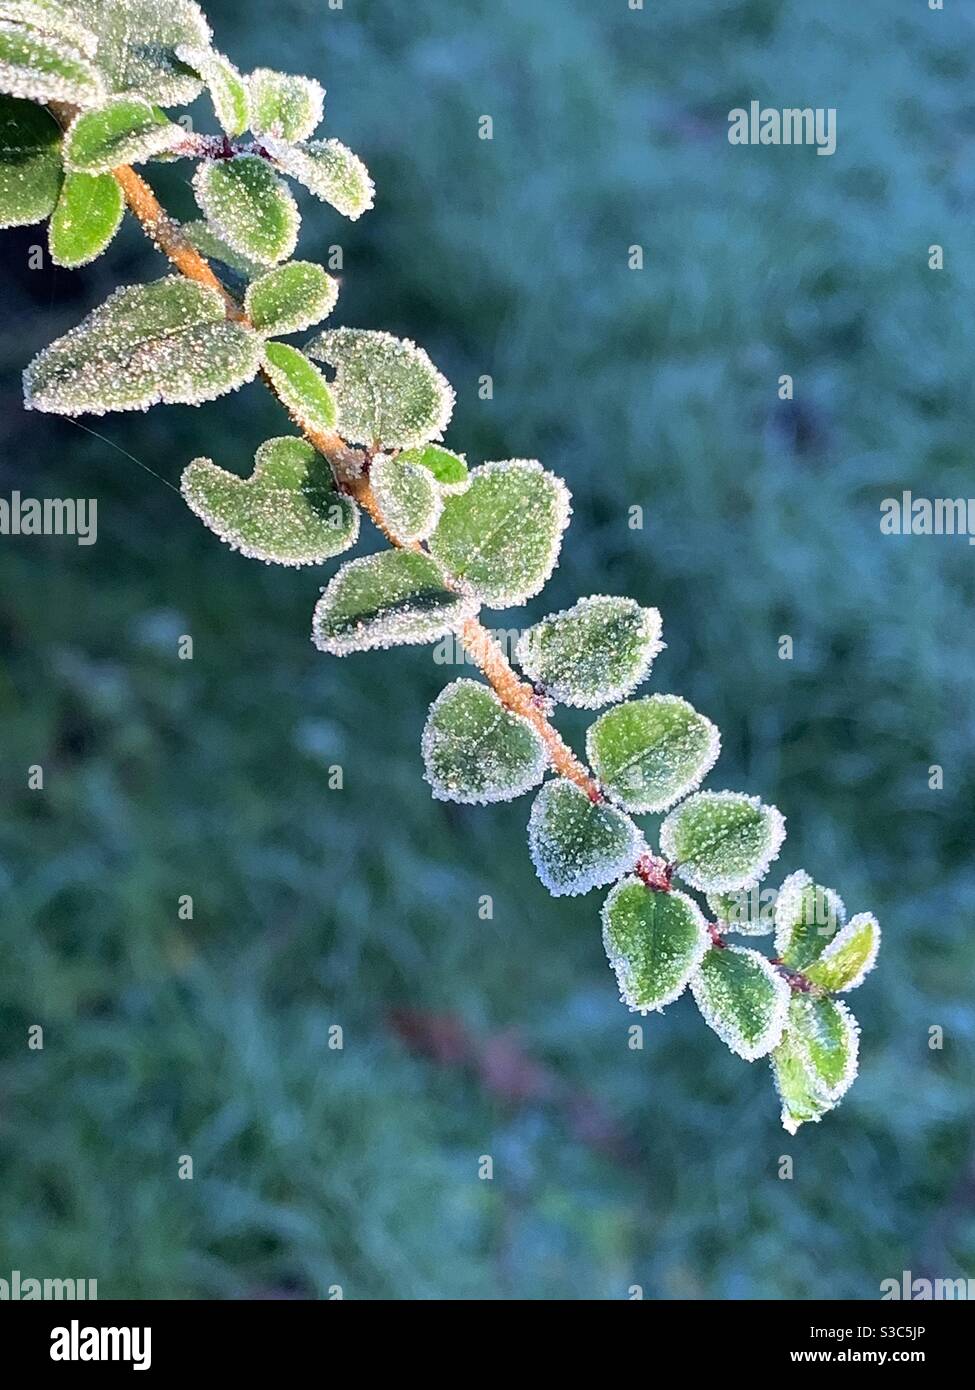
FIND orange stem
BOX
[113,163,600,797]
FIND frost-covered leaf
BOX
[0,2,97,57]
[23,276,263,416]
[517,596,663,710]
[371,453,442,543]
[181,436,357,567]
[193,156,299,268]
[421,678,547,805]
[690,944,789,1060]
[586,694,720,813]
[0,94,61,228]
[248,67,323,142]
[707,889,773,937]
[804,912,880,993]
[601,878,708,1013]
[244,261,337,337]
[429,460,570,609]
[311,549,478,657]
[399,444,469,492]
[49,168,122,266]
[660,790,786,894]
[176,45,247,136]
[267,136,374,220]
[0,20,103,103]
[184,218,266,279]
[772,994,860,1133]
[528,778,642,898]
[773,869,846,970]
[76,0,211,106]
[788,994,860,1100]
[306,327,454,449]
[63,96,182,173]
[263,341,337,435]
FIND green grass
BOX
[0,0,973,1297]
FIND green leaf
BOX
[75,0,211,107]
[244,261,337,337]
[247,67,323,141]
[773,869,846,970]
[770,1031,834,1135]
[527,778,643,898]
[690,944,789,1060]
[429,460,571,609]
[804,913,880,993]
[183,218,266,279]
[63,96,181,173]
[263,341,337,435]
[175,45,247,137]
[421,679,548,805]
[181,436,357,567]
[602,879,708,1013]
[311,549,479,657]
[586,694,721,813]
[193,156,299,267]
[516,595,663,710]
[267,136,374,220]
[399,443,469,492]
[660,790,786,894]
[371,454,442,543]
[48,168,122,266]
[306,328,454,449]
[788,994,860,1100]
[0,2,98,58]
[0,20,103,104]
[706,890,773,937]
[771,994,860,1133]
[0,94,61,229]
[24,276,263,416]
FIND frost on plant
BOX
[422,679,547,805]
[5,0,880,1134]
[528,778,644,898]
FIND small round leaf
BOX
[48,169,123,267]
[263,341,337,435]
[311,549,479,657]
[193,155,299,267]
[181,436,358,567]
[399,444,469,492]
[772,869,846,969]
[422,679,548,805]
[690,944,789,1061]
[245,261,338,337]
[63,95,182,172]
[602,878,708,1013]
[248,67,323,141]
[517,596,663,709]
[268,135,374,220]
[0,94,62,229]
[23,276,263,416]
[660,790,786,893]
[803,912,880,993]
[176,45,248,137]
[371,454,442,544]
[528,778,643,898]
[305,327,454,449]
[587,693,720,813]
[429,460,571,609]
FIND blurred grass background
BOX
[1,0,974,1299]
